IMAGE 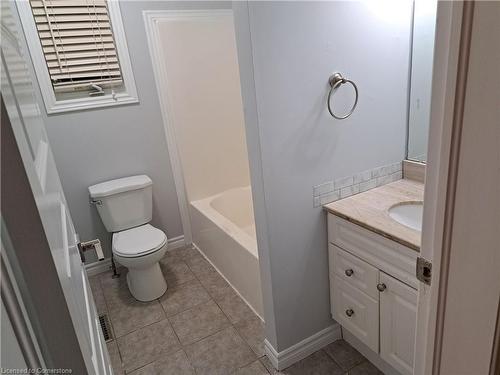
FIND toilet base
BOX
[126,262,167,302]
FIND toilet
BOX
[88,175,168,301]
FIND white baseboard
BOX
[264,323,342,370]
[85,235,186,277]
[85,258,112,277]
[167,235,186,251]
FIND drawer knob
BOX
[345,308,354,317]
[377,283,387,292]
[345,269,354,277]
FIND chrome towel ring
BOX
[327,72,358,120]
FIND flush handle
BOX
[345,269,354,277]
[345,309,354,317]
[89,198,102,206]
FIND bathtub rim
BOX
[190,188,258,259]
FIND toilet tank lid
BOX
[88,175,152,198]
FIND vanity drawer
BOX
[328,214,419,289]
[332,276,379,352]
[329,244,379,299]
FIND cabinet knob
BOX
[345,308,354,317]
[345,269,354,277]
[377,283,387,292]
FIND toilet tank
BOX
[88,175,153,232]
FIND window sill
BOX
[46,92,139,115]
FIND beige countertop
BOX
[324,179,424,251]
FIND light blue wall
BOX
[16,1,231,260]
[235,1,412,350]
[16,0,412,351]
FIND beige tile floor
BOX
[89,246,382,375]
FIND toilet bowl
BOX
[88,175,169,302]
[113,224,168,301]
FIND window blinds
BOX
[29,0,123,93]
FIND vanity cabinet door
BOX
[379,272,417,375]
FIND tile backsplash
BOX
[313,161,403,207]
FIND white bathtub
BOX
[190,186,263,318]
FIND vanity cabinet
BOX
[379,272,418,375]
[327,214,418,375]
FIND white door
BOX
[379,273,418,375]
[414,2,500,374]
[1,2,111,374]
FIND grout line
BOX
[166,253,231,348]
[157,249,226,349]
[164,291,214,321]
[320,348,343,370]
[322,347,346,371]
[114,314,168,339]
[162,291,211,318]
[163,314,183,350]
[181,324,232,350]
[322,340,369,373]
[124,347,190,375]
[181,348,197,375]
[184,247,261,354]
[191,243,264,321]
[257,356,272,375]
[188,264,249,328]
[98,276,123,356]
[175,248,259,370]
[125,358,156,375]
[115,317,181,374]
[234,355,262,373]
[104,245,262,374]
[93,276,123,361]
[212,296,257,353]
[100,250,188,373]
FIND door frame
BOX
[415,1,499,374]
[413,1,463,373]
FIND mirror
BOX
[407,0,438,162]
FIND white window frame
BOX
[16,0,138,114]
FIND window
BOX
[18,0,138,113]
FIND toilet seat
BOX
[113,224,167,258]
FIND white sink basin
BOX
[388,202,423,231]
